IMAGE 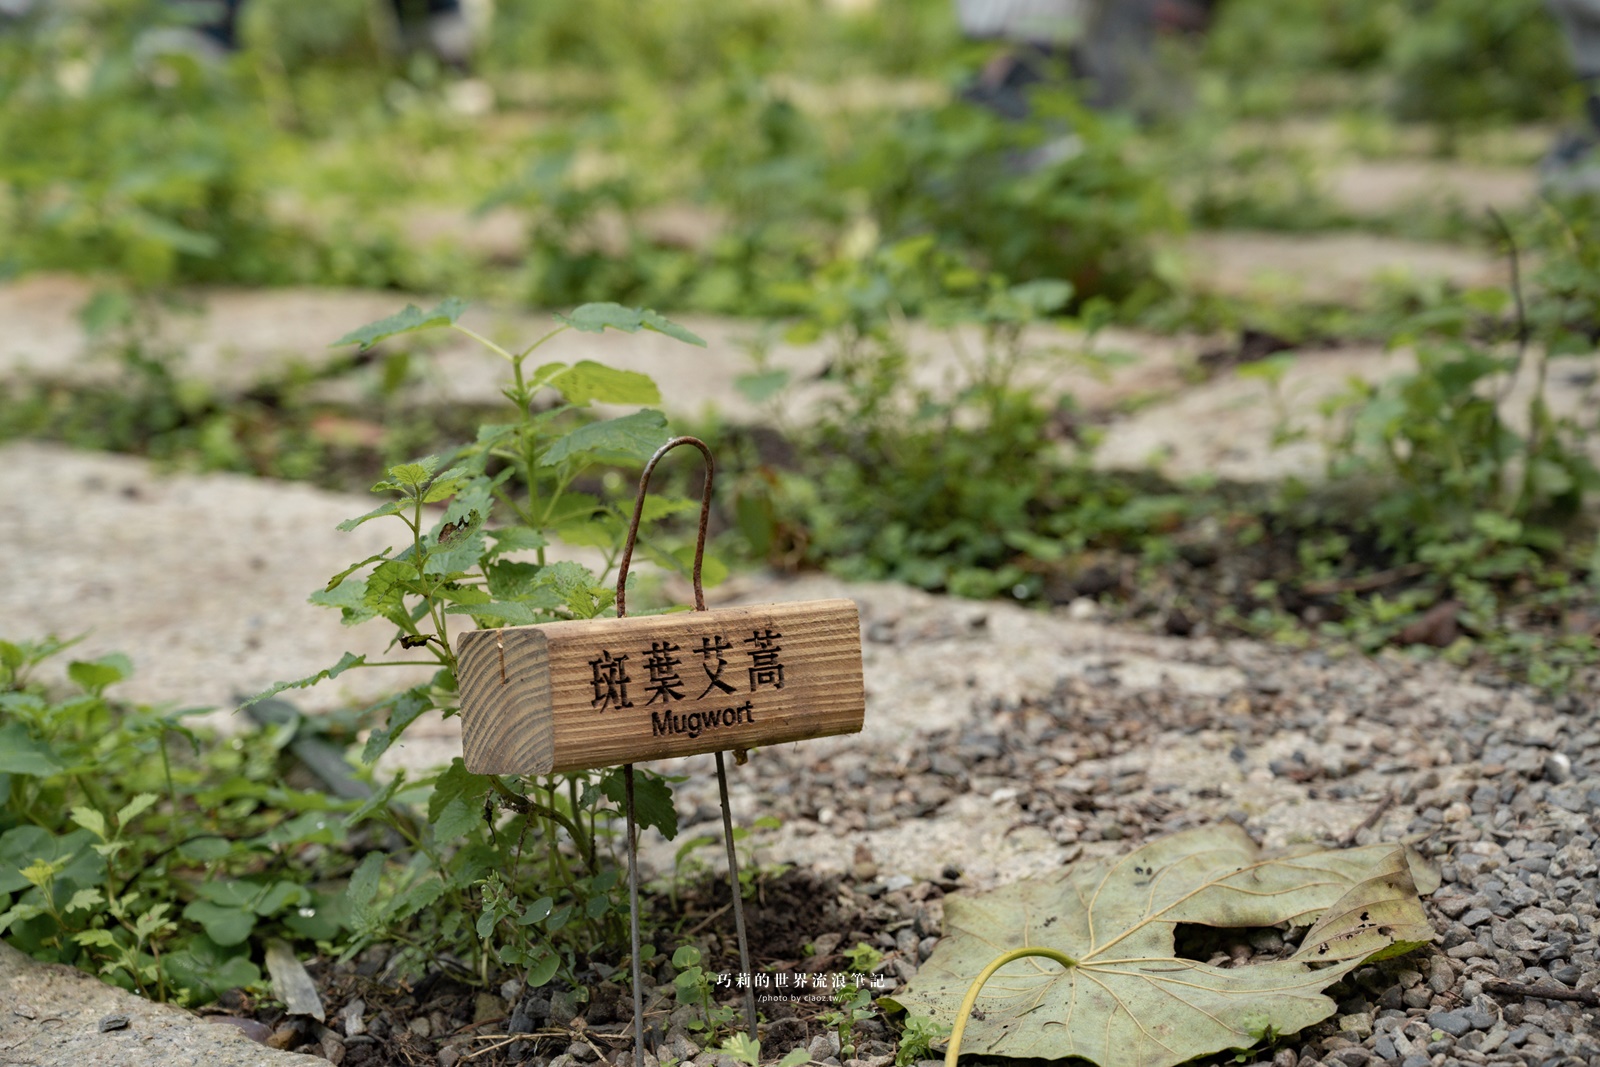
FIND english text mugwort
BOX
[651,699,756,739]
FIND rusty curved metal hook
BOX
[615,436,757,1051]
[615,435,713,619]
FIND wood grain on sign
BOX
[457,600,864,774]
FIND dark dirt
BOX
[198,867,939,1067]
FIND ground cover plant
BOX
[707,202,1600,696]
[0,636,351,1003]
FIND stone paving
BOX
[0,940,315,1066]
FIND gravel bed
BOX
[646,580,1600,1067]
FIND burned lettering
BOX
[745,628,785,691]
[643,640,686,704]
[695,634,738,698]
[589,650,633,710]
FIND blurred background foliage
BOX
[0,0,1583,301]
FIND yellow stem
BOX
[945,947,1078,1067]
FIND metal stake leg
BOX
[625,764,647,1066]
[716,751,759,1039]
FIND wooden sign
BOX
[457,599,865,775]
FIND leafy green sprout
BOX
[671,943,739,1037]
[818,973,880,1060]
[894,1015,952,1067]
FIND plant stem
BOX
[943,947,1078,1067]
[488,776,589,856]
[451,324,518,364]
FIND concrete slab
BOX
[1173,231,1503,305]
[1323,159,1535,218]
[0,940,313,1067]
[0,275,1202,424]
[1095,342,1600,482]
[0,441,433,721]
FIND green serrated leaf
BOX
[0,827,99,894]
[387,458,438,490]
[444,601,543,626]
[542,410,671,468]
[392,874,447,923]
[0,722,65,776]
[115,793,159,830]
[551,361,662,406]
[432,797,483,843]
[735,369,790,404]
[361,689,433,765]
[336,501,405,533]
[543,492,603,528]
[429,759,494,824]
[600,769,678,841]
[348,852,385,910]
[347,770,408,827]
[555,303,707,347]
[309,580,378,627]
[64,887,102,914]
[68,653,132,694]
[238,653,367,708]
[421,466,475,504]
[486,528,549,559]
[777,1046,811,1067]
[73,928,119,950]
[69,807,108,841]
[718,1032,761,1067]
[363,560,421,613]
[552,519,614,548]
[331,298,468,350]
[326,553,392,592]
[176,837,234,862]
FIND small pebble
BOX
[207,1016,273,1043]
[341,998,366,1038]
[97,1014,130,1033]
[1427,1010,1472,1037]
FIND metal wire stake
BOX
[616,436,759,1047]
[625,763,646,1066]
[716,750,759,1038]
